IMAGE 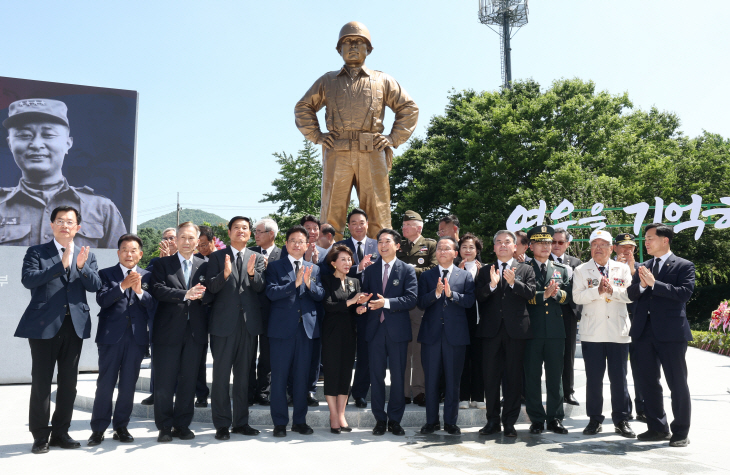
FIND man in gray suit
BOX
[205,216,266,440]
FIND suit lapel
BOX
[228,247,240,282]
[658,255,674,279]
[173,256,186,289]
[191,256,203,287]
[384,260,398,295]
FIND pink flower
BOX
[214,237,226,250]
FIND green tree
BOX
[137,227,162,269]
[390,78,730,294]
[260,139,322,238]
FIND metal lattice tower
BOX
[478,0,529,89]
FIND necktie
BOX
[541,263,547,281]
[652,258,661,279]
[294,260,301,286]
[236,251,244,282]
[262,249,267,256]
[501,262,508,290]
[61,248,70,278]
[357,241,364,261]
[380,263,389,323]
[598,266,606,278]
[126,269,133,300]
[442,269,449,297]
[557,257,563,264]
[182,260,191,289]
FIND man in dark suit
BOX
[550,227,582,406]
[525,226,571,435]
[335,208,379,408]
[205,217,266,440]
[266,225,325,437]
[192,225,215,408]
[475,230,536,437]
[360,228,418,436]
[15,205,101,454]
[87,234,155,446]
[627,223,695,447]
[614,233,646,422]
[149,222,208,442]
[248,217,281,406]
[417,236,475,435]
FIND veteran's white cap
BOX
[589,229,612,243]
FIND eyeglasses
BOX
[552,241,568,245]
[288,240,306,246]
[53,220,77,227]
[253,230,270,234]
[436,248,455,253]
[591,243,611,250]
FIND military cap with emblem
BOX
[614,233,637,246]
[3,99,70,129]
[402,210,422,222]
[527,225,555,242]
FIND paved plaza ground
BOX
[0,347,728,475]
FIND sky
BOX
[1,0,728,228]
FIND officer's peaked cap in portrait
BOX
[3,98,69,129]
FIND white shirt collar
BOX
[551,253,564,262]
[351,236,366,248]
[288,254,303,267]
[654,251,673,265]
[381,255,397,266]
[119,263,138,275]
[262,244,276,256]
[53,239,73,256]
[497,258,514,268]
[438,264,455,278]
[177,252,194,267]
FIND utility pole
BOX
[176,192,181,227]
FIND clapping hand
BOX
[185,283,206,300]
[544,280,559,299]
[247,254,256,276]
[444,278,452,298]
[76,246,90,269]
[304,243,318,263]
[223,254,232,279]
[130,272,143,294]
[303,266,313,288]
[121,269,138,290]
[598,276,613,295]
[368,293,386,310]
[435,277,445,298]
[489,264,500,288]
[347,292,372,307]
[295,264,305,287]
[503,267,516,286]
[358,254,374,271]
[61,245,73,269]
[638,266,655,288]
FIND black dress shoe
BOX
[340,426,352,432]
[373,420,387,436]
[669,436,690,447]
[307,394,320,407]
[354,397,368,408]
[503,425,517,437]
[529,422,545,434]
[564,394,580,406]
[479,422,501,435]
[171,426,195,440]
[194,397,208,408]
[547,419,568,434]
[215,427,230,440]
[420,423,438,434]
[157,429,172,443]
[330,426,342,434]
[388,421,405,436]
[141,394,154,406]
[49,433,81,449]
[414,393,426,407]
[444,424,461,435]
[255,395,271,406]
[291,423,314,435]
[404,397,412,404]
[637,429,671,441]
[636,411,648,423]
[113,426,134,443]
[583,420,602,435]
[273,425,287,437]
[232,424,260,436]
[614,421,635,438]
[31,438,49,454]
[87,431,105,446]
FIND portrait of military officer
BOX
[1,98,127,247]
[295,21,419,240]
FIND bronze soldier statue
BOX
[295,21,418,240]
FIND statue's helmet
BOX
[336,21,373,52]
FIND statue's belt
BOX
[332,131,376,152]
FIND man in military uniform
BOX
[396,211,437,406]
[524,225,571,435]
[295,22,419,241]
[1,98,126,248]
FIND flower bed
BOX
[689,300,730,355]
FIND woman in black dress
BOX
[322,244,371,433]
